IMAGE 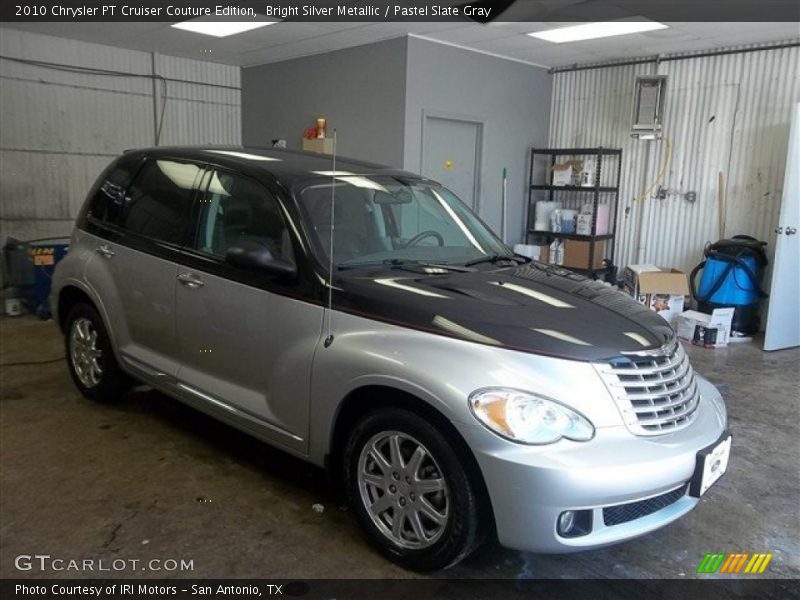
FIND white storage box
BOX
[676,308,735,348]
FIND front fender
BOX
[307,310,622,465]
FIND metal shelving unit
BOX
[526,147,622,278]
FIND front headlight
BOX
[469,387,595,445]
[708,390,728,428]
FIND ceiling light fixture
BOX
[171,21,276,38]
[206,150,281,161]
[527,21,667,44]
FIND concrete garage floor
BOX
[1,315,798,581]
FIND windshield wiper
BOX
[463,254,528,267]
[338,258,470,272]
[338,258,414,271]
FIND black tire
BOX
[64,302,130,402]
[344,408,483,571]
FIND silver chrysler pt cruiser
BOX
[52,146,731,571]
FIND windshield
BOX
[296,175,511,268]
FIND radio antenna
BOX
[323,129,337,348]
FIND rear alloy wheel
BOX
[69,317,103,388]
[345,408,483,571]
[65,303,130,402]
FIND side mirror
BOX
[225,244,297,280]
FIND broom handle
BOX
[718,171,725,239]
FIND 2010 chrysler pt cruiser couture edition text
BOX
[52,147,731,570]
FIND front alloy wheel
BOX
[357,431,449,549]
[345,408,484,571]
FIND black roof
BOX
[124,145,422,188]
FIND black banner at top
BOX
[2,0,800,22]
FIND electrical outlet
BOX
[685,191,697,203]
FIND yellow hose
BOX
[635,136,672,202]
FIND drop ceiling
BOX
[4,20,798,68]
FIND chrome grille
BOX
[594,340,701,436]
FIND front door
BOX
[174,167,324,454]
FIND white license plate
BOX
[690,433,732,497]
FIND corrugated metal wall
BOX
[0,28,241,243]
[549,42,800,275]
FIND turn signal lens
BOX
[708,390,727,428]
[469,388,595,444]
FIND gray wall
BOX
[240,35,551,243]
[241,37,407,168]
[404,37,552,242]
[0,28,241,244]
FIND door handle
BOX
[177,272,204,288]
[786,226,797,235]
[96,244,115,258]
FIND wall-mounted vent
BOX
[631,75,667,139]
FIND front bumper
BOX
[459,376,727,553]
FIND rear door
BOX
[84,157,202,381]
[174,167,324,454]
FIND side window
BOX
[119,159,201,245]
[85,155,142,226]
[194,170,295,265]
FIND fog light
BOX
[557,509,592,537]
[558,511,576,534]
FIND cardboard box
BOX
[551,163,575,186]
[563,239,605,269]
[552,159,594,187]
[623,264,689,325]
[302,138,334,154]
[677,308,735,348]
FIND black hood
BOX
[334,262,674,362]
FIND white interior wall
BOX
[549,42,800,275]
[0,28,241,243]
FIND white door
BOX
[422,115,482,211]
[764,103,800,351]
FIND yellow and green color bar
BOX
[697,552,773,574]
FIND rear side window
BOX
[85,154,142,225]
[193,169,295,265]
[119,159,202,245]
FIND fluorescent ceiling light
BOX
[528,21,667,44]
[531,328,592,346]
[624,332,651,347]
[171,21,275,38]
[375,278,448,299]
[311,171,356,176]
[490,282,574,308]
[157,160,201,189]
[433,315,500,346]
[336,176,388,192]
[206,150,281,161]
